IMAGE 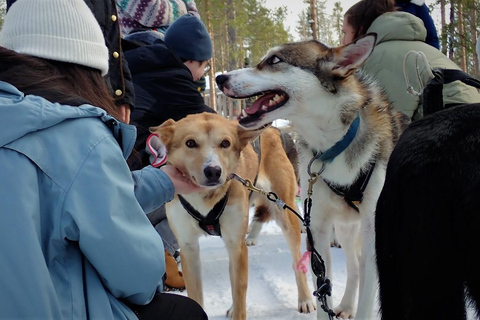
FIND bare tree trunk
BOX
[227,0,237,70]
[457,2,467,71]
[226,0,238,117]
[204,0,216,111]
[310,0,318,40]
[440,0,447,55]
[448,0,455,60]
[223,3,229,72]
[470,5,478,76]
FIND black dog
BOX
[376,102,480,320]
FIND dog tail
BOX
[278,126,300,185]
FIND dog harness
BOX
[180,135,261,236]
[309,114,376,211]
[323,163,376,212]
[179,135,266,237]
[423,68,480,116]
[177,191,230,237]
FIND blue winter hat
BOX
[164,14,212,61]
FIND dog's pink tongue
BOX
[245,93,276,114]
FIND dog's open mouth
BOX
[236,91,289,126]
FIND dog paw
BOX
[226,306,233,319]
[245,237,258,246]
[334,305,355,319]
[330,238,342,248]
[298,299,316,313]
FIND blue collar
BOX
[313,114,360,163]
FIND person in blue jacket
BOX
[395,0,440,49]
[0,0,207,319]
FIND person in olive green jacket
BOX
[342,0,480,120]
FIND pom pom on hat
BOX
[164,14,212,62]
[0,0,109,76]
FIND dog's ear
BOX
[331,33,377,78]
[237,124,269,149]
[150,119,176,148]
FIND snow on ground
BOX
[169,210,480,320]
[171,206,381,320]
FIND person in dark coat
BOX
[84,0,136,120]
[124,14,216,170]
[395,0,440,49]
[123,13,216,290]
[6,0,136,123]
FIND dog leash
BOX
[302,173,336,319]
[229,173,336,320]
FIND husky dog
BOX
[216,34,409,319]
[151,113,315,320]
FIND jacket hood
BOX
[410,0,425,5]
[367,11,427,45]
[0,81,136,157]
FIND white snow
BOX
[169,208,480,319]
[170,206,381,320]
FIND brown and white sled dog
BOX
[151,113,315,320]
[216,34,410,319]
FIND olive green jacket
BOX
[364,12,480,120]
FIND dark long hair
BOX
[345,0,397,40]
[0,47,120,118]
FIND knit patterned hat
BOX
[117,0,200,36]
[164,14,212,61]
[0,0,109,76]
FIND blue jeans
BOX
[147,205,179,255]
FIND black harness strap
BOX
[423,68,480,116]
[178,191,230,237]
[323,162,376,212]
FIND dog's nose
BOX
[215,74,229,90]
[204,166,222,183]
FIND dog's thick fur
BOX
[151,113,315,320]
[216,34,410,319]
[376,103,480,320]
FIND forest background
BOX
[194,0,479,110]
[0,0,478,111]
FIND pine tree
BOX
[0,0,6,32]
[331,2,344,46]
[435,0,479,77]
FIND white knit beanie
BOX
[0,0,109,76]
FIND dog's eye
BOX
[185,139,197,148]
[220,140,230,148]
[270,55,282,65]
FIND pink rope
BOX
[296,251,311,273]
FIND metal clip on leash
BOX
[229,173,286,209]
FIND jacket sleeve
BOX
[132,165,175,213]
[63,135,167,304]
[152,69,216,122]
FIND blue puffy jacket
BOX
[0,81,173,319]
[396,0,440,49]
